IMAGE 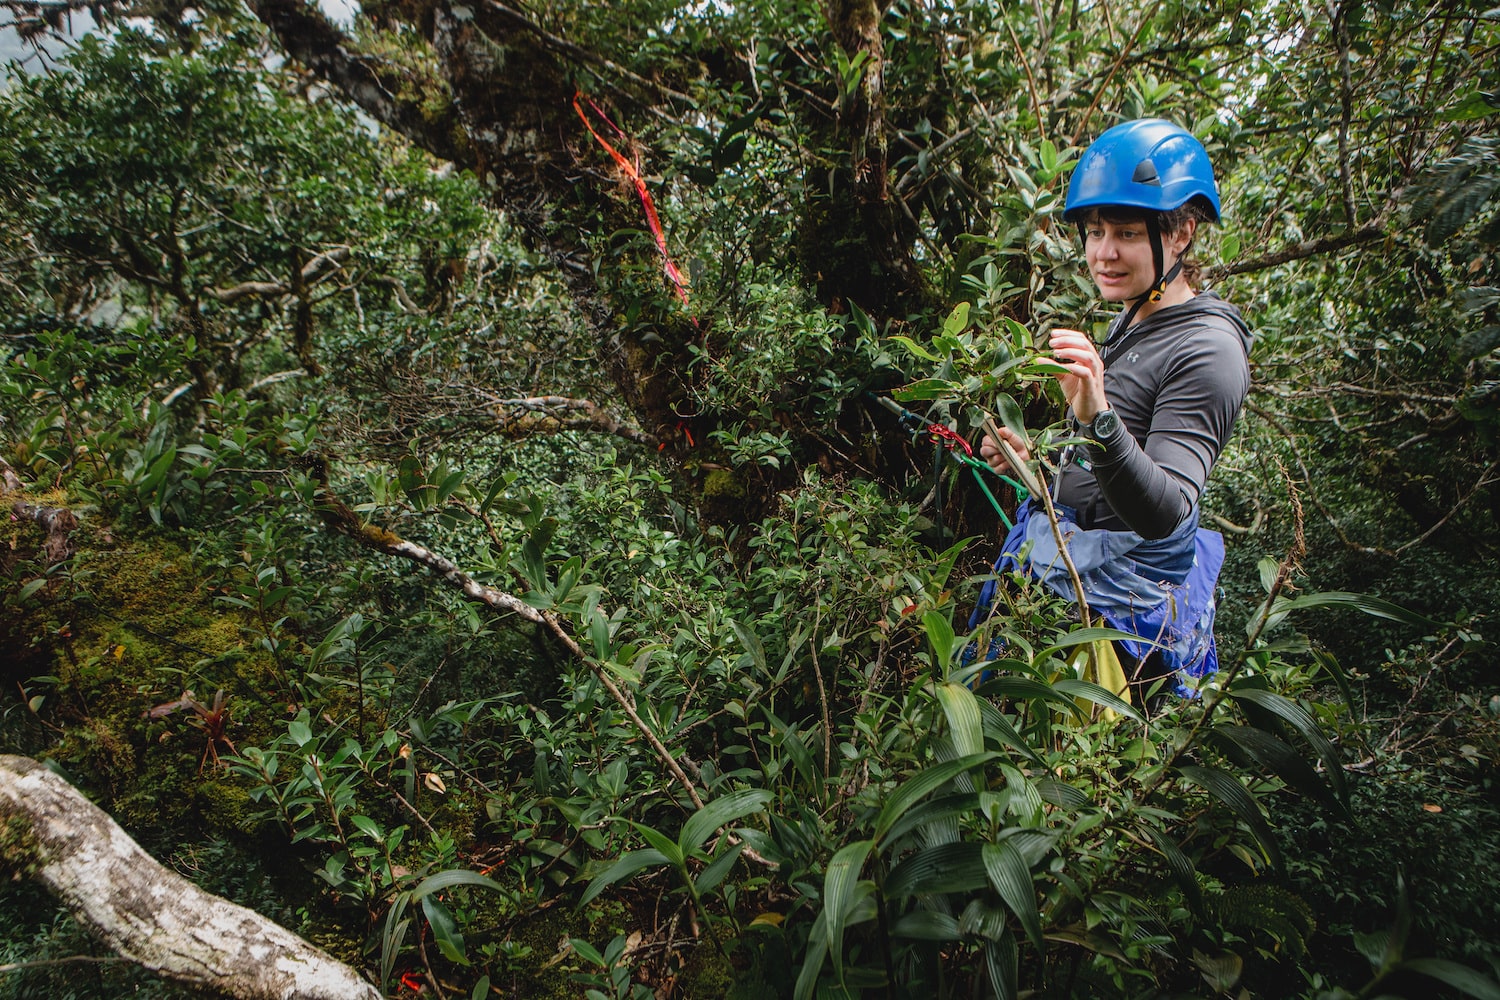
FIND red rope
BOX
[573,91,691,308]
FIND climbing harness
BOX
[869,394,1027,530]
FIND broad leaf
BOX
[1177,765,1284,871]
[934,681,984,756]
[679,788,773,854]
[874,752,998,841]
[577,848,670,907]
[983,841,1043,950]
[823,839,876,978]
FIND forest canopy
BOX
[1,0,1499,997]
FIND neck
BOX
[1124,276,1195,327]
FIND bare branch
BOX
[1212,223,1389,278]
[209,248,352,304]
[311,489,706,811]
[485,395,659,445]
[477,0,694,104]
[0,755,382,1000]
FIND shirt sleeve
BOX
[1083,324,1250,539]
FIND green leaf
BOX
[422,895,469,964]
[1229,687,1349,806]
[974,676,1082,718]
[694,841,745,896]
[409,867,509,900]
[922,611,957,667]
[991,392,1027,444]
[793,911,830,1000]
[631,822,686,869]
[823,839,876,978]
[982,841,1042,950]
[1176,765,1283,871]
[1272,590,1435,629]
[1257,556,1280,593]
[1052,678,1144,723]
[1035,627,1145,661]
[1145,826,1204,918]
[879,792,981,848]
[885,842,988,897]
[287,717,313,747]
[577,848,670,907]
[934,681,984,756]
[874,752,997,841]
[888,335,942,363]
[1206,724,1337,808]
[141,447,177,492]
[730,619,768,675]
[942,301,972,338]
[1034,777,1088,810]
[1441,89,1500,121]
[678,788,772,855]
[893,378,958,402]
[889,910,962,941]
[349,814,383,841]
[1399,959,1500,999]
[1220,231,1241,262]
[977,700,1047,767]
[985,931,1019,1000]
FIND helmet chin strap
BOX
[1118,218,1183,330]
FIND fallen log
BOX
[0,755,382,1000]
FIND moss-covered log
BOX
[0,755,382,1000]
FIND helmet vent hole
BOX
[1132,160,1161,186]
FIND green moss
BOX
[0,813,41,879]
[701,469,745,502]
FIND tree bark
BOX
[0,755,382,1000]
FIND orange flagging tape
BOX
[573,92,691,309]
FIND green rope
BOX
[952,451,1027,531]
[869,393,1030,531]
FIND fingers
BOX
[1048,328,1109,422]
[1049,328,1103,376]
[980,426,1031,474]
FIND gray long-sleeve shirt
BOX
[1056,292,1253,540]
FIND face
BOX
[1083,215,1194,302]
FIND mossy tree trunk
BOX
[0,755,383,1000]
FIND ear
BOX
[1166,217,1197,258]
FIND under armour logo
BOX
[1126,350,1141,363]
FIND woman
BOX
[977,118,1253,699]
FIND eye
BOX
[1085,227,1104,239]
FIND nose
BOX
[1093,235,1120,260]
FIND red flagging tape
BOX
[573,91,691,309]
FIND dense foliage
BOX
[1,1,1498,998]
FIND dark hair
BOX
[1077,197,1215,285]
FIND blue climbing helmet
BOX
[1064,118,1220,222]
[1063,119,1221,324]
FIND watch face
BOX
[1093,410,1119,438]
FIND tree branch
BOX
[484,395,658,446]
[244,0,468,164]
[311,489,705,810]
[208,248,352,304]
[0,755,382,1000]
[1212,223,1388,278]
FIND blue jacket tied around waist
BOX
[970,500,1224,697]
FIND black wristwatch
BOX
[1081,408,1119,444]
